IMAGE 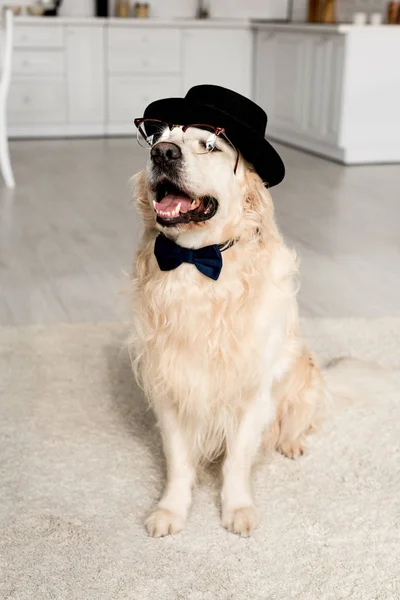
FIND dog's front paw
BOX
[146,508,185,538]
[277,438,306,460]
[222,505,258,537]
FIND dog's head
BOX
[134,123,275,247]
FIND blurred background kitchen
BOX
[1,0,399,324]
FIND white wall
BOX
[291,0,389,22]
[0,0,389,20]
[338,0,388,22]
[0,0,29,6]
[109,0,289,19]
[205,1,288,19]
[0,0,93,15]
[291,0,308,21]
[60,0,93,16]
[0,0,289,19]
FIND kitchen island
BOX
[254,22,400,164]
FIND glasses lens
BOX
[136,120,169,149]
[183,125,218,154]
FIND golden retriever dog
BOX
[129,86,376,538]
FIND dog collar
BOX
[154,234,236,281]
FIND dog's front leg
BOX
[146,406,196,537]
[221,390,273,537]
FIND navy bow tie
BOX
[154,234,233,281]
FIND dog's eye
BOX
[197,137,216,152]
[202,138,221,153]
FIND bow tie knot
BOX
[154,234,225,281]
[185,249,195,265]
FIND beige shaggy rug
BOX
[1,319,400,600]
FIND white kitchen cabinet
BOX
[107,76,181,134]
[303,34,344,144]
[14,24,63,47]
[254,23,400,164]
[107,27,181,74]
[13,50,64,76]
[9,18,253,139]
[255,31,306,136]
[255,29,344,149]
[66,25,105,125]
[106,24,182,134]
[9,78,66,125]
[10,21,67,134]
[10,18,400,165]
[182,29,252,98]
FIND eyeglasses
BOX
[134,118,239,174]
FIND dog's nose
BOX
[151,142,182,165]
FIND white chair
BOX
[0,9,15,188]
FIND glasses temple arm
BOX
[233,151,239,175]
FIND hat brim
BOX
[143,97,285,188]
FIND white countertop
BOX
[14,16,251,29]
[253,21,400,33]
[14,16,400,34]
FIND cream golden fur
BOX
[130,127,336,537]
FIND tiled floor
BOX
[1,137,399,324]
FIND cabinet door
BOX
[255,30,344,145]
[66,26,105,124]
[108,28,180,74]
[303,34,344,144]
[108,76,181,132]
[254,31,276,120]
[14,25,63,48]
[182,29,252,98]
[13,50,64,76]
[9,77,66,124]
[255,31,307,135]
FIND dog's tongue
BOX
[156,193,192,214]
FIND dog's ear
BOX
[242,169,275,241]
[132,170,156,230]
[244,169,273,212]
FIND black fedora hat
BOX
[143,84,285,188]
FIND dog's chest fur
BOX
[133,240,296,417]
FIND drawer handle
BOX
[142,60,149,67]
[22,60,30,67]
[23,96,31,105]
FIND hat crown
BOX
[141,84,285,187]
[185,85,267,135]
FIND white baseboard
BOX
[343,144,400,165]
[268,128,345,163]
[9,124,105,139]
[105,124,135,136]
[267,128,400,165]
[9,123,136,139]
